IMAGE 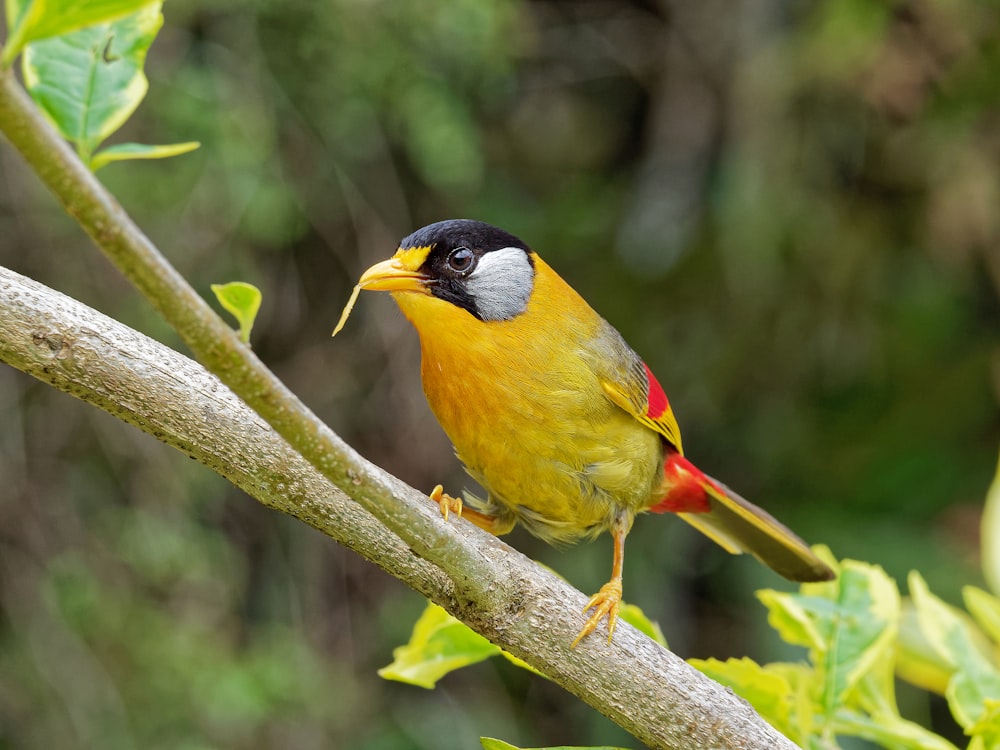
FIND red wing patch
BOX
[649,453,712,514]
[643,362,670,420]
[599,351,683,452]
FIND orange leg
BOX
[429,484,510,535]
[572,525,627,647]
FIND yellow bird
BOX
[345,219,834,646]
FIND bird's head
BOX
[358,219,536,323]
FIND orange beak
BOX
[331,247,433,336]
[358,258,426,293]
[358,249,431,294]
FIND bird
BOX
[340,219,835,646]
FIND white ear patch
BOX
[466,246,534,321]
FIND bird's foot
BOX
[429,484,463,521]
[572,578,623,648]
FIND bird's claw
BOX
[571,578,623,648]
[429,484,463,521]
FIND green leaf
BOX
[89,140,200,171]
[964,585,1000,647]
[967,699,1000,750]
[768,662,821,743]
[211,282,262,345]
[378,603,501,689]
[377,577,659,687]
[896,600,954,696]
[757,589,828,652]
[909,572,1000,729]
[21,3,163,161]
[480,739,629,750]
[852,635,901,722]
[4,0,157,66]
[831,709,960,750]
[982,450,1000,595]
[758,559,900,715]
[497,649,546,679]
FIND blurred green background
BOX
[1,0,999,748]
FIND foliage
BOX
[388,550,1000,750]
[2,0,153,65]
[379,602,508,689]
[211,281,262,344]
[695,561,990,750]
[983,455,1000,594]
[11,0,198,169]
[904,575,1000,748]
[380,600,661,690]
[480,740,628,750]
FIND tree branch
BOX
[0,265,798,750]
[0,64,798,750]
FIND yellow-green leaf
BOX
[21,4,163,160]
[378,603,501,689]
[853,638,902,721]
[964,586,1000,647]
[211,282,262,344]
[759,559,899,714]
[895,600,953,696]
[967,699,1000,750]
[4,0,157,66]
[480,742,519,750]
[983,450,1000,595]
[909,572,1000,729]
[824,561,899,713]
[908,572,992,673]
[756,589,827,652]
[480,739,629,750]
[768,662,819,742]
[497,650,546,679]
[832,709,960,750]
[90,141,200,171]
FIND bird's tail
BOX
[651,453,835,583]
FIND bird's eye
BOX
[446,247,476,274]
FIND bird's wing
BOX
[594,328,835,584]
[597,339,684,454]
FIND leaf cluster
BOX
[4,0,197,168]
[382,543,1000,750]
